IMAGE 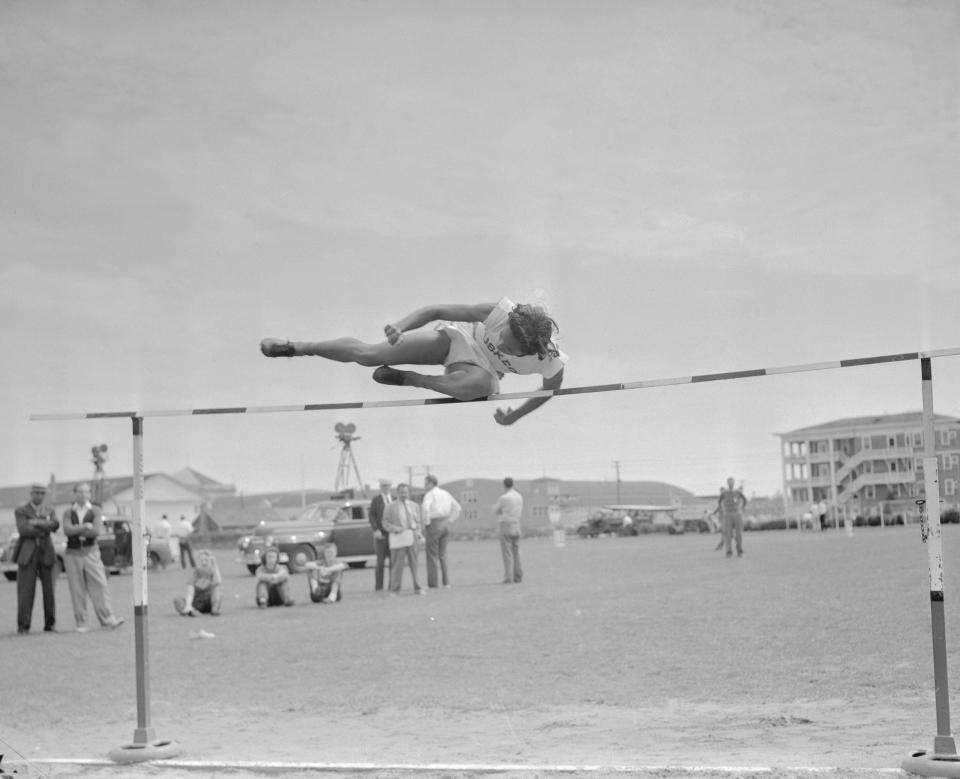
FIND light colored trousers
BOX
[389,545,421,592]
[64,547,115,628]
[500,529,522,582]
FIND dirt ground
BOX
[1,526,953,777]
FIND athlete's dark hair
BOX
[508,304,560,360]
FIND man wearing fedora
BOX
[13,483,60,634]
[368,478,394,591]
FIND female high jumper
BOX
[260,297,567,425]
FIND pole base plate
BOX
[108,739,182,764]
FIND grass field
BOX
[1,525,956,777]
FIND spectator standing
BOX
[255,546,294,607]
[494,477,524,584]
[421,474,461,589]
[816,498,829,531]
[62,483,125,632]
[382,483,424,595]
[174,515,196,568]
[716,477,748,558]
[174,549,222,616]
[155,514,177,562]
[13,483,60,634]
[367,478,393,591]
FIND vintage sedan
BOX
[238,497,375,574]
[1,517,173,581]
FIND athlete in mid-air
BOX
[260,297,566,425]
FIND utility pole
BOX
[406,465,432,487]
[613,460,622,504]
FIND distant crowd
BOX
[173,474,526,618]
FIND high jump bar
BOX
[29,346,960,421]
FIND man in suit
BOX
[14,483,60,634]
[382,482,423,595]
[367,478,393,591]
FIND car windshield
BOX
[333,508,360,524]
[294,504,343,523]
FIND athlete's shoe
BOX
[372,366,406,386]
[260,338,295,358]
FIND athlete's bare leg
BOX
[391,363,497,402]
[262,331,494,401]
[261,331,449,366]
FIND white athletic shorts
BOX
[436,323,502,394]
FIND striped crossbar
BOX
[29,347,960,421]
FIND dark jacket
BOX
[369,493,390,535]
[13,501,60,567]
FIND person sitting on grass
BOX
[305,542,349,604]
[174,548,222,617]
[255,546,294,608]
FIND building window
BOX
[915,433,923,448]
[464,508,479,521]
[863,437,872,450]
[866,485,875,499]
[946,479,957,497]
[460,490,478,505]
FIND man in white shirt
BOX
[494,477,524,584]
[816,499,829,531]
[421,475,461,588]
[155,514,178,563]
[172,515,196,568]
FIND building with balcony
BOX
[777,412,960,525]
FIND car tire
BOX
[287,544,316,574]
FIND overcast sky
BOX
[2,0,958,500]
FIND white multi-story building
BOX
[778,412,960,525]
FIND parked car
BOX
[576,505,684,538]
[1,517,173,581]
[238,497,375,575]
[576,510,627,538]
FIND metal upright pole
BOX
[109,417,181,763]
[904,358,960,775]
[131,416,154,743]
[919,359,957,757]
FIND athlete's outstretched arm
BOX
[385,303,496,344]
[494,368,564,426]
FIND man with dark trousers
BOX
[367,478,393,591]
[14,483,60,634]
